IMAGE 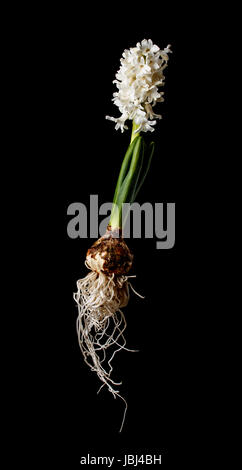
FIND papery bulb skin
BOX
[86,226,133,275]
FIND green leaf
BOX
[109,137,155,229]
[126,140,145,205]
[115,137,143,207]
[112,135,140,208]
[132,141,155,202]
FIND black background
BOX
[13,8,204,469]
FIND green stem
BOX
[109,120,145,230]
[130,120,140,143]
[109,136,143,229]
[111,136,139,211]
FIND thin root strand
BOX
[74,267,142,431]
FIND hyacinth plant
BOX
[74,39,171,431]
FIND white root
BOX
[73,267,142,432]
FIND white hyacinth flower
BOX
[106,39,171,133]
